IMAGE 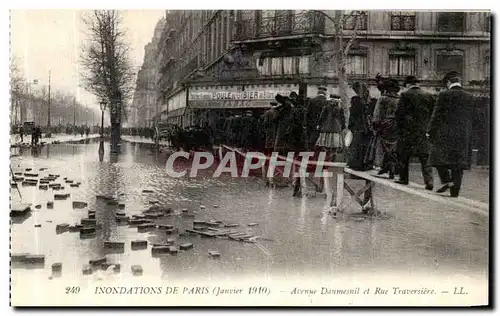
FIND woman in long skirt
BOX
[316,96,346,162]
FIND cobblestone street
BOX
[10,140,488,293]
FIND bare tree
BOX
[80,10,135,123]
[10,56,25,124]
[311,10,367,124]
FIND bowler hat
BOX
[442,70,460,83]
[404,75,420,86]
[318,85,327,92]
[385,78,400,92]
[270,101,278,106]
[275,93,290,104]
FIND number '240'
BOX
[65,286,80,294]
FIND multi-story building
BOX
[131,17,165,127]
[152,10,490,128]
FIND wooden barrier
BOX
[216,145,488,217]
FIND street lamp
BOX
[100,100,107,139]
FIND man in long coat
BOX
[427,71,475,197]
[304,86,327,150]
[395,75,434,189]
[261,102,278,155]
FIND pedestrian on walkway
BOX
[347,82,373,171]
[395,75,434,190]
[368,78,401,179]
[315,95,345,162]
[273,94,295,156]
[427,71,475,197]
[260,102,279,187]
[304,86,327,151]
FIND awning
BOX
[189,100,273,109]
[166,107,186,118]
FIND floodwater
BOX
[10,140,489,287]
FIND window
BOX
[271,57,283,75]
[484,51,490,80]
[259,10,275,36]
[345,54,367,75]
[437,12,465,32]
[257,57,271,76]
[343,11,367,30]
[297,56,310,74]
[206,27,212,62]
[436,50,464,77]
[274,10,292,35]
[389,52,416,76]
[223,16,228,50]
[391,11,416,31]
[257,56,310,76]
[256,10,293,37]
[283,57,294,75]
[215,20,220,58]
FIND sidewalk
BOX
[121,135,171,146]
[10,133,101,146]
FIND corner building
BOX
[154,10,490,143]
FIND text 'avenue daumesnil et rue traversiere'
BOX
[92,286,444,296]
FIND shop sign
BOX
[189,87,295,101]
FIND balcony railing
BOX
[234,12,325,41]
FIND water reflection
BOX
[31,146,41,157]
[9,140,489,283]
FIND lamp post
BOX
[100,100,107,139]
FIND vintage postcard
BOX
[9,9,490,307]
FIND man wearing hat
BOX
[304,86,328,150]
[427,71,475,197]
[240,110,257,150]
[394,75,434,189]
[261,101,279,154]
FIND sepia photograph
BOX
[8,7,491,307]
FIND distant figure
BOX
[427,71,475,198]
[19,125,24,143]
[31,126,42,146]
[85,126,90,137]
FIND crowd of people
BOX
[206,70,475,198]
[13,124,94,145]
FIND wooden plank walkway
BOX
[217,145,488,217]
[345,168,488,216]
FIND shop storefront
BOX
[188,84,299,125]
[165,89,189,127]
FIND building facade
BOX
[131,17,165,127]
[150,10,490,127]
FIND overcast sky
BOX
[10,9,165,111]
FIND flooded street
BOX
[10,140,488,293]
